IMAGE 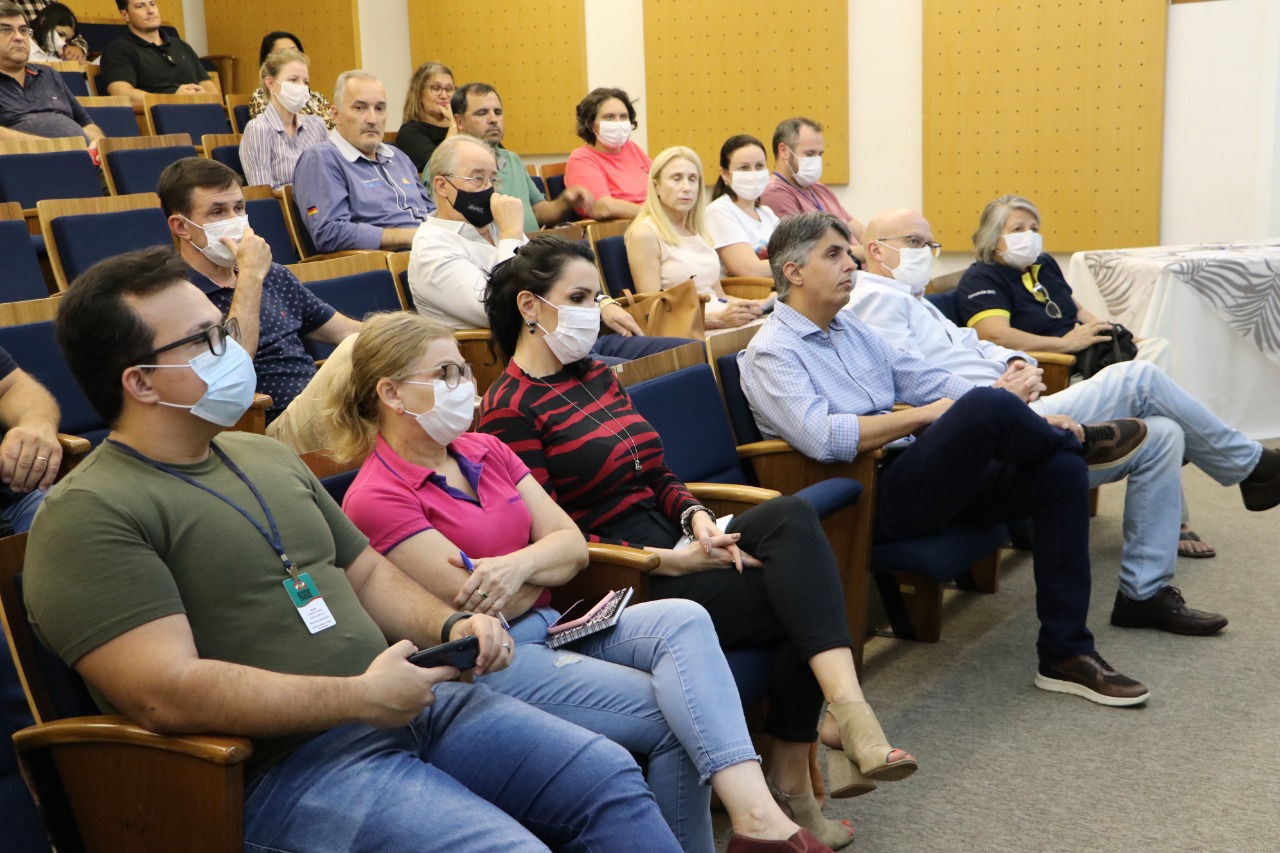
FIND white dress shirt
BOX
[408,214,527,329]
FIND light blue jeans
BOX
[1031,359,1262,600]
[478,600,758,853]
[242,681,680,853]
[1,488,44,533]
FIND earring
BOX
[396,405,404,414]
[526,318,537,333]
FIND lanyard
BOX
[772,171,825,212]
[107,439,301,582]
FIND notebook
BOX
[545,587,635,649]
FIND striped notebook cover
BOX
[545,587,635,649]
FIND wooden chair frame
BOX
[225,93,253,133]
[37,192,166,291]
[96,133,194,196]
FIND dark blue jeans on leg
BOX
[873,387,1095,661]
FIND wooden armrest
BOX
[57,433,91,455]
[892,402,911,412]
[586,542,660,572]
[1028,351,1077,366]
[298,250,377,264]
[250,393,270,411]
[13,715,252,765]
[687,482,781,506]
[720,277,774,300]
[736,439,885,463]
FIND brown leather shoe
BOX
[1034,651,1150,706]
[1080,418,1148,469]
[1240,447,1280,511]
[1110,586,1227,635]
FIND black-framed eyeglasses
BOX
[878,235,943,257]
[1029,281,1063,319]
[140,317,240,364]
[403,362,474,391]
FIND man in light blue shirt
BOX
[293,70,435,253]
[739,211,1151,708]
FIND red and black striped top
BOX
[478,359,699,548]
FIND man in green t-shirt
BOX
[22,247,679,852]
[449,82,593,231]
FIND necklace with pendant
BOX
[525,367,644,475]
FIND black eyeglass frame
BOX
[139,317,241,364]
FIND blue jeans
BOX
[478,600,757,853]
[1032,359,1262,600]
[875,387,1094,660]
[242,682,680,853]
[0,488,44,534]
[591,335,694,362]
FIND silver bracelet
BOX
[680,504,715,539]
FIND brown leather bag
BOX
[614,279,707,340]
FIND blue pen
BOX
[460,551,510,629]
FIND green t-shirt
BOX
[496,146,546,233]
[24,432,382,771]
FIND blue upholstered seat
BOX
[0,150,100,209]
[546,173,565,200]
[0,321,107,445]
[105,144,198,195]
[209,142,244,180]
[301,269,404,360]
[83,104,141,138]
[0,221,50,302]
[149,103,232,141]
[231,103,252,134]
[50,206,171,287]
[595,235,634,298]
[245,196,300,266]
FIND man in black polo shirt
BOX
[0,2,103,145]
[99,0,216,108]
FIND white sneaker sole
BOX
[1034,673,1151,707]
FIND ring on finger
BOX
[479,591,489,600]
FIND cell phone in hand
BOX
[408,636,480,671]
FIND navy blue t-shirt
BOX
[955,253,1078,337]
[190,263,335,423]
[0,64,93,140]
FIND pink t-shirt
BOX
[343,433,550,608]
[564,141,653,216]
[760,173,857,242]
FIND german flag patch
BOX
[306,206,318,216]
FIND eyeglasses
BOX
[428,84,456,96]
[877,235,942,257]
[141,317,240,363]
[404,362,474,390]
[0,24,32,37]
[445,174,504,192]
[1029,280,1063,319]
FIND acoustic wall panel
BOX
[408,0,587,155]
[923,1,1167,252]
[205,1,362,96]
[641,0,849,185]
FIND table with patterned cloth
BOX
[1068,241,1280,440]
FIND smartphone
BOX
[408,636,480,671]
[547,592,616,635]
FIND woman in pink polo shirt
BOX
[564,87,652,220]
[327,312,837,853]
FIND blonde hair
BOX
[973,194,1040,264]
[403,61,453,124]
[626,146,710,247]
[259,48,309,87]
[322,312,458,463]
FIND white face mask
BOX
[1000,230,1043,269]
[183,214,248,268]
[596,120,632,150]
[881,244,934,295]
[401,378,476,446]
[276,81,310,115]
[729,170,770,201]
[52,33,67,53]
[791,153,824,187]
[143,337,258,427]
[537,294,600,364]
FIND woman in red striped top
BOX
[478,237,917,842]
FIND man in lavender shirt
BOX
[293,70,435,253]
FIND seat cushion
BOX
[51,207,171,284]
[793,477,862,518]
[628,364,744,484]
[871,523,1009,581]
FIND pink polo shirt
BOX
[760,173,857,245]
[564,141,652,216]
[343,433,551,609]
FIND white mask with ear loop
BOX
[882,244,935,295]
[400,379,477,446]
[790,151,824,187]
[535,294,600,364]
[182,215,248,268]
[1000,230,1044,269]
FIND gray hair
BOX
[424,134,496,201]
[333,70,382,109]
[0,1,26,20]
[972,194,1040,264]
[766,211,851,301]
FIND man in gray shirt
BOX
[0,1,102,145]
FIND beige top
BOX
[657,231,722,302]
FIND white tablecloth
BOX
[1068,242,1280,440]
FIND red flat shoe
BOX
[726,828,834,852]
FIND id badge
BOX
[283,572,337,634]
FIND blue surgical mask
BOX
[142,337,258,427]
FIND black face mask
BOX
[449,182,495,229]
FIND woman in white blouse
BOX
[706,135,780,278]
[625,146,766,330]
[240,49,329,190]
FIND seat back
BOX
[627,363,746,484]
[79,95,141,138]
[39,193,170,291]
[0,145,98,210]
[299,450,364,505]
[280,183,320,259]
[144,95,231,139]
[595,236,634,298]
[287,254,401,359]
[0,219,50,303]
[541,161,566,200]
[386,250,413,310]
[0,314,106,444]
[531,174,546,196]
[226,95,253,134]
[241,185,300,265]
[98,134,197,196]
[203,134,243,180]
[716,352,766,445]
[56,68,89,96]
[925,290,962,325]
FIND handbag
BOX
[614,279,706,340]
[1074,322,1139,379]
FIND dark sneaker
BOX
[1110,587,1228,635]
[1240,447,1280,511]
[1035,651,1150,706]
[1080,419,1148,469]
